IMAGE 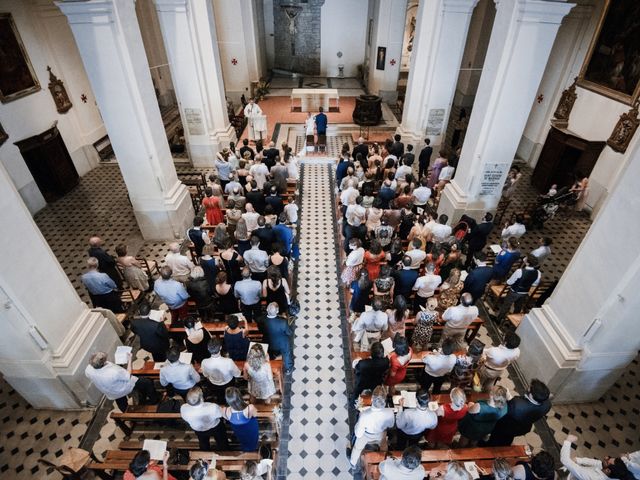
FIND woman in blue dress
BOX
[223,315,250,360]
[223,387,259,451]
[349,270,372,319]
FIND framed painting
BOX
[0,13,41,103]
[376,46,386,71]
[578,0,640,105]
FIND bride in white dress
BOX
[303,112,316,154]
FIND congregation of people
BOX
[80,137,300,479]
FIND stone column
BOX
[438,0,574,221]
[154,0,236,166]
[517,135,640,402]
[0,162,121,409]
[57,0,194,239]
[367,0,408,103]
[396,0,479,152]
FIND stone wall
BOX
[273,0,324,75]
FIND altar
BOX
[290,88,339,112]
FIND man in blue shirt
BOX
[377,179,396,209]
[273,213,294,255]
[263,302,294,374]
[234,268,262,322]
[154,266,189,325]
[81,257,124,312]
[462,252,494,304]
[394,256,420,299]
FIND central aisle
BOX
[285,163,352,479]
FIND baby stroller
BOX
[529,186,576,230]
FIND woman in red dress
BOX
[123,450,176,480]
[363,240,386,281]
[202,186,224,226]
[384,335,413,393]
[426,387,468,447]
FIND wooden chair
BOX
[38,448,97,480]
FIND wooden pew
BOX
[357,392,489,408]
[88,449,265,478]
[362,445,528,480]
[166,321,263,341]
[110,403,280,437]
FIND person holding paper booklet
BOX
[395,389,437,449]
[351,299,388,351]
[159,346,201,398]
[458,385,508,446]
[85,351,158,412]
[189,458,226,480]
[131,302,170,362]
[183,317,211,364]
[224,315,251,361]
[427,387,468,447]
[385,335,413,392]
[124,450,175,480]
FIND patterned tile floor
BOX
[285,162,352,479]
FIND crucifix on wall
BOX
[281,4,302,56]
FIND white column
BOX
[154,0,236,167]
[517,135,640,403]
[57,0,194,240]
[396,0,479,151]
[367,0,408,103]
[438,0,574,222]
[0,162,121,409]
[517,4,594,166]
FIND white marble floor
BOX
[285,163,353,479]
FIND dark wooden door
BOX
[14,125,79,203]
[532,126,605,192]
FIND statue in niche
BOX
[607,100,639,153]
[47,66,72,114]
[552,77,578,128]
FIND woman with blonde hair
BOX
[234,218,251,258]
[441,461,473,480]
[243,344,276,403]
[438,268,464,310]
[458,385,508,446]
[427,387,468,447]
[116,244,150,291]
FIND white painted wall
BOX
[0,0,104,215]
[320,0,368,78]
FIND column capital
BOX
[442,0,480,14]
[55,0,115,24]
[565,3,594,21]
[513,0,575,24]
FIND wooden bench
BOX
[88,449,266,478]
[362,445,528,480]
[358,392,488,408]
[487,280,554,312]
[167,321,263,340]
[506,313,525,329]
[110,403,281,437]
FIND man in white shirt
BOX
[164,242,194,283]
[284,195,298,224]
[405,239,427,269]
[349,386,395,468]
[340,180,359,209]
[395,159,413,180]
[180,386,229,451]
[411,177,431,212]
[379,446,425,480]
[243,235,269,282]
[159,346,201,397]
[431,214,452,244]
[420,339,457,393]
[340,167,357,191]
[242,203,260,232]
[436,159,455,192]
[85,351,158,412]
[249,158,269,189]
[478,332,521,392]
[501,214,527,239]
[496,254,541,324]
[396,390,437,448]
[352,299,388,350]
[441,293,479,350]
[413,262,442,310]
[531,236,552,266]
[560,434,628,480]
[201,337,241,403]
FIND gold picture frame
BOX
[0,13,41,103]
[577,0,640,105]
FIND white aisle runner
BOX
[285,163,352,479]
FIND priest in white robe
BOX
[243,98,265,142]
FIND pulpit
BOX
[352,95,382,126]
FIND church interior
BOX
[0,0,639,479]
